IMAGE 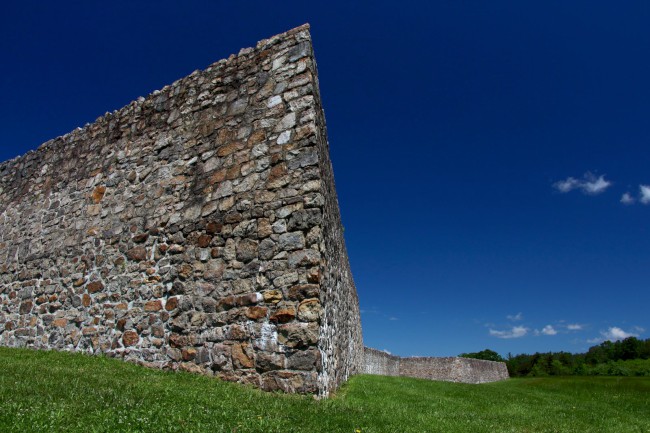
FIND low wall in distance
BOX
[362,347,509,384]
[363,347,400,376]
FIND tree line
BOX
[459,337,650,377]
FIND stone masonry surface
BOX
[363,347,509,384]
[0,24,363,397]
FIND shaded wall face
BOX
[0,25,362,395]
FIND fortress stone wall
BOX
[363,347,509,384]
[0,24,507,395]
[0,24,362,397]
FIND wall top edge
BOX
[0,23,312,169]
[364,347,507,365]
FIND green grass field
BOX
[0,348,648,432]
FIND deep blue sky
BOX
[2,1,649,357]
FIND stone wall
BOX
[0,24,362,396]
[363,347,509,384]
[363,347,400,376]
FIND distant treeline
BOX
[460,337,650,377]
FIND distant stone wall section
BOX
[364,347,400,376]
[0,24,362,397]
[363,347,509,384]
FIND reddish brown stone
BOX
[19,301,33,314]
[209,168,226,184]
[87,281,104,294]
[270,306,296,324]
[122,330,139,346]
[217,295,237,311]
[127,246,147,261]
[247,129,266,145]
[178,264,193,279]
[224,212,242,224]
[197,234,212,248]
[73,278,85,287]
[288,284,319,301]
[52,318,68,328]
[217,141,244,157]
[82,294,91,307]
[224,165,239,180]
[132,233,149,243]
[169,333,187,348]
[246,306,268,320]
[206,221,222,234]
[165,297,178,311]
[268,163,287,180]
[116,318,127,331]
[91,185,106,203]
[4,322,14,331]
[231,343,254,368]
[168,244,185,254]
[182,348,197,361]
[226,324,248,340]
[144,300,163,312]
[82,326,98,335]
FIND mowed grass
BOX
[0,348,648,432]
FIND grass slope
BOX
[0,348,648,432]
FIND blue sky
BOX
[1,1,649,357]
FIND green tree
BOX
[459,349,505,362]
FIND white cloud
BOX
[566,324,583,331]
[554,177,580,193]
[621,192,635,205]
[590,326,643,343]
[540,325,558,336]
[507,312,523,322]
[553,173,611,195]
[582,174,612,194]
[640,185,650,204]
[489,326,529,339]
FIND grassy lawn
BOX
[0,347,648,432]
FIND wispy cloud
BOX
[640,185,650,204]
[489,326,529,339]
[388,317,399,321]
[507,312,523,322]
[540,325,558,336]
[588,326,644,343]
[621,192,635,205]
[566,324,584,331]
[553,172,611,195]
